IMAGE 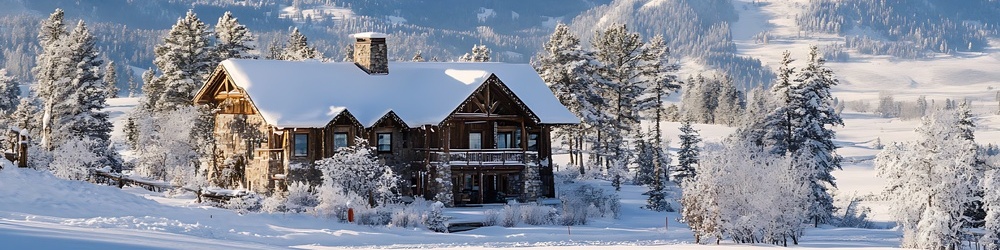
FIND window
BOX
[527,133,539,151]
[469,132,482,149]
[293,134,308,157]
[377,133,392,152]
[497,132,513,149]
[333,133,348,150]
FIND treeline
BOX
[568,0,774,88]
[798,0,1000,58]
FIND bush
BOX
[500,204,521,227]
[226,193,262,215]
[261,193,288,213]
[520,204,557,225]
[285,182,318,213]
[558,184,621,225]
[482,209,500,226]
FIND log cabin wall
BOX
[285,128,324,187]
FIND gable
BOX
[444,74,540,125]
[194,65,258,115]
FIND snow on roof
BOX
[220,59,580,128]
[350,32,388,39]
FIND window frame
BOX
[293,133,309,157]
[527,133,539,151]
[497,131,513,149]
[468,132,482,150]
[333,132,349,150]
[376,133,392,153]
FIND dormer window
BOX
[377,133,392,152]
[294,133,309,157]
[333,132,349,150]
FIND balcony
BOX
[417,149,538,166]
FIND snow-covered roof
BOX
[350,32,388,39]
[219,59,580,128]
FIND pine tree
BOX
[674,119,701,184]
[412,51,425,62]
[341,43,354,62]
[214,11,255,60]
[460,44,491,62]
[0,69,20,115]
[592,24,658,189]
[150,10,214,112]
[789,46,843,225]
[714,75,742,126]
[104,61,118,99]
[126,66,138,98]
[32,9,69,150]
[281,28,320,61]
[535,23,609,175]
[138,68,158,110]
[60,20,118,169]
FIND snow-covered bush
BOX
[558,184,621,225]
[355,206,391,226]
[226,193,262,215]
[482,209,500,227]
[835,197,873,229]
[49,138,100,180]
[285,181,318,213]
[520,204,557,225]
[315,140,399,207]
[423,201,447,232]
[261,193,288,213]
[313,183,366,220]
[500,204,520,227]
[385,198,447,232]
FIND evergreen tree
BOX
[535,23,609,175]
[789,46,843,225]
[761,51,796,155]
[341,43,354,62]
[591,24,657,189]
[674,119,701,184]
[281,28,320,61]
[214,11,256,60]
[32,9,69,150]
[150,10,213,112]
[459,44,491,62]
[126,66,138,98]
[411,51,425,62]
[138,68,158,110]
[104,61,118,99]
[10,98,38,133]
[0,69,20,115]
[59,20,118,169]
[714,75,742,126]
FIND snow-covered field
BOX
[4,0,1000,249]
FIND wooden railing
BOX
[417,149,538,166]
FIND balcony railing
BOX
[417,149,538,166]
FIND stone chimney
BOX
[351,32,389,75]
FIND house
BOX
[192,32,579,205]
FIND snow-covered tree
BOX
[281,28,321,61]
[682,140,810,246]
[126,66,138,98]
[673,120,700,184]
[149,10,214,112]
[103,61,118,99]
[411,51,425,62]
[714,75,742,126]
[0,69,20,115]
[32,9,69,150]
[789,46,843,225]
[214,11,256,60]
[460,44,491,62]
[314,140,400,207]
[876,108,979,249]
[984,166,1000,249]
[535,23,608,174]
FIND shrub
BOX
[226,193,262,215]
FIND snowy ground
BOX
[4,0,1000,249]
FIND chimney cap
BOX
[351,32,388,39]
